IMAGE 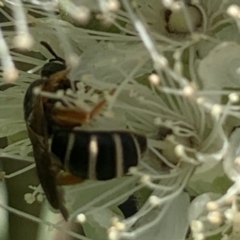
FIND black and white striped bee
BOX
[24,42,147,219]
[52,130,147,181]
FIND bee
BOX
[23,42,147,219]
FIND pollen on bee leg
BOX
[76,213,86,223]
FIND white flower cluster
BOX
[1,0,240,240]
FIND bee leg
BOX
[51,108,90,127]
[42,68,71,93]
[51,88,116,127]
[56,171,84,185]
[89,88,115,119]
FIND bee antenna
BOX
[40,41,65,64]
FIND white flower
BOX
[3,1,240,240]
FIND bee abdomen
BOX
[51,130,147,180]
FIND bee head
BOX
[40,41,66,78]
[41,60,66,78]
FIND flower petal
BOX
[198,42,240,101]
[135,192,190,240]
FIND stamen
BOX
[24,193,36,204]
[211,104,222,117]
[107,0,120,12]
[0,28,18,82]
[62,4,91,24]
[229,93,239,103]
[206,201,219,211]
[183,84,196,98]
[36,194,44,202]
[112,217,126,231]
[13,33,34,50]
[108,226,120,240]
[148,73,161,85]
[4,163,35,179]
[139,174,151,185]
[191,220,204,233]
[174,144,185,157]
[227,5,240,19]
[148,195,161,207]
[11,0,34,49]
[207,211,222,225]
[76,213,86,223]
[0,203,88,240]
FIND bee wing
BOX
[26,95,69,220]
[27,125,68,220]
